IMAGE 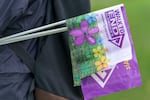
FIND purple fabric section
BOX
[81,6,142,100]
[81,60,142,99]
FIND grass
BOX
[91,0,150,100]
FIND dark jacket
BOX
[0,0,46,99]
[35,0,90,99]
[0,0,90,100]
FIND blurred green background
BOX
[91,0,150,100]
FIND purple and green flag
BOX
[67,4,142,100]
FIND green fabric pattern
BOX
[67,13,109,86]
